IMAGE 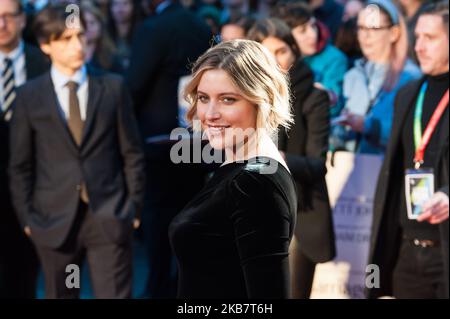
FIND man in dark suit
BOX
[367,1,449,299]
[9,3,145,299]
[126,0,212,298]
[0,0,49,299]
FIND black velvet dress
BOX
[169,157,298,298]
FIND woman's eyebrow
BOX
[197,91,241,97]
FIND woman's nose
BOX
[205,101,220,120]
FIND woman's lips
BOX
[207,125,230,135]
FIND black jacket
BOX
[126,2,212,142]
[279,59,336,263]
[0,44,49,233]
[367,77,449,298]
[9,69,146,249]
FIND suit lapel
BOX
[81,73,103,147]
[387,78,425,164]
[43,73,79,155]
[24,44,44,80]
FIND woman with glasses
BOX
[331,0,421,154]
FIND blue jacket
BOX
[333,58,422,154]
[304,44,348,116]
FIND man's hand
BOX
[340,113,365,133]
[24,226,32,237]
[418,192,449,224]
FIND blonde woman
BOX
[169,40,298,298]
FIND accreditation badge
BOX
[405,168,434,220]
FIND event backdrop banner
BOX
[310,152,383,299]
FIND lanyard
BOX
[413,81,449,169]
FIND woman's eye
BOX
[198,96,209,103]
[222,97,236,104]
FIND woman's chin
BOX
[207,136,226,150]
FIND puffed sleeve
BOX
[227,170,294,298]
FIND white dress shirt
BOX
[50,64,89,121]
[0,41,26,111]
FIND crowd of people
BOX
[0,0,448,299]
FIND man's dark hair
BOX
[420,0,449,28]
[33,2,86,44]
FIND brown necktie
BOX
[66,81,89,203]
[66,81,83,146]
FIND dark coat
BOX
[9,69,146,249]
[279,59,336,263]
[0,44,49,236]
[0,43,49,298]
[367,77,449,298]
[126,2,212,142]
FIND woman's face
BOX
[291,18,318,57]
[196,69,257,150]
[357,9,396,63]
[111,0,134,23]
[83,11,102,42]
[261,36,296,72]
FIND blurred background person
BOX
[278,2,348,117]
[398,0,433,63]
[126,0,212,299]
[342,0,364,22]
[108,0,143,74]
[309,0,344,41]
[368,0,448,299]
[0,0,49,299]
[248,17,336,299]
[93,0,111,20]
[334,17,362,68]
[82,2,120,73]
[220,0,251,23]
[220,14,254,41]
[9,2,145,299]
[331,0,421,154]
[197,4,221,36]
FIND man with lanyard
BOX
[367,0,449,299]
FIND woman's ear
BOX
[390,25,401,43]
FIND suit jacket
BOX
[279,59,336,263]
[126,2,212,144]
[0,44,49,235]
[9,68,146,249]
[367,77,449,298]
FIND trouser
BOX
[393,237,446,299]
[34,201,133,299]
[290,248,317,299]
[0,206,39,299]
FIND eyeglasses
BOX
[357,25,393,32]
[0,12,22,23]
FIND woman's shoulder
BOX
[228,157,297,206]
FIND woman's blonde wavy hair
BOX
[185,39,293,138]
